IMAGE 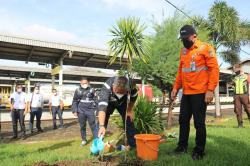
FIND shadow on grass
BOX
[0,140,75,161]
[37,140,74,153]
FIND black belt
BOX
[13,109,24,111]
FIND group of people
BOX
[5,24,250,161]
[9,84,64,139]
[8,75,138,150]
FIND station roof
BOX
[0,65,114,83]
[0,34,127,70]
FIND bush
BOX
[133,97,163,134]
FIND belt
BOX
[13,109,24,111]
[80,100,94,103]
[182,66,208,73]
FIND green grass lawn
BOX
[0,116,250,166]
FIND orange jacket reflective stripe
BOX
[173,39,219,95]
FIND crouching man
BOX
[97,76,138,148]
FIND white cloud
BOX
[23,24,78,42]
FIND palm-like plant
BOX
[108,17,149,66]
[133,97,163,134]
[195,1,250,65]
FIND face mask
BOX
[81,84,89,89]
[34,89,39,94]
[115,93,124,99]
[182,39,194,49]
[17,88,22,93]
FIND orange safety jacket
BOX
[173,39,219,95]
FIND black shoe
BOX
[38,129,44,132]
[53,126,57,130]
[174,146,187,154]
[192,151,205,160]
[11,136,18,139]
[21,135,26,140]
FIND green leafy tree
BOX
[133,13,184,129]
[133,13,184,91]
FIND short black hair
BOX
[16,83,23,88]
[80,77,89,81]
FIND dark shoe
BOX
[21,135,26,140]
[38,129,44,132]
[30,130,34,134]
[11,136,18,139]
[174,146,187,154]
[53,126,57,130]
[192,151,205,160]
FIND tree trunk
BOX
[159,90,166,131]
[166,90,174,130]
[214,84,221,118]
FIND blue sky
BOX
[0,0,249,68]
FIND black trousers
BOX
[78,111,97,141]
[11,109,26,137]
[178,93,207,153]
[103,101,137,148]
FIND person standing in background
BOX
[27,84,44,133]
[232,64,250,127]
[72,77,97,146]
[9,84,27,139]
[49,88,64,129]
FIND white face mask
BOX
[81,84,89,89]
[115,93,124,99]
[34,89,39,94]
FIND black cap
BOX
[179,25,196,39]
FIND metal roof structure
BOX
[0,34,127,69]
[0,66,115,85]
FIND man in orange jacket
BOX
[171,25,219,160]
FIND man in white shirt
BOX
[9,84,27,139]
[49,88,64,129]
[27,84,44,133]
